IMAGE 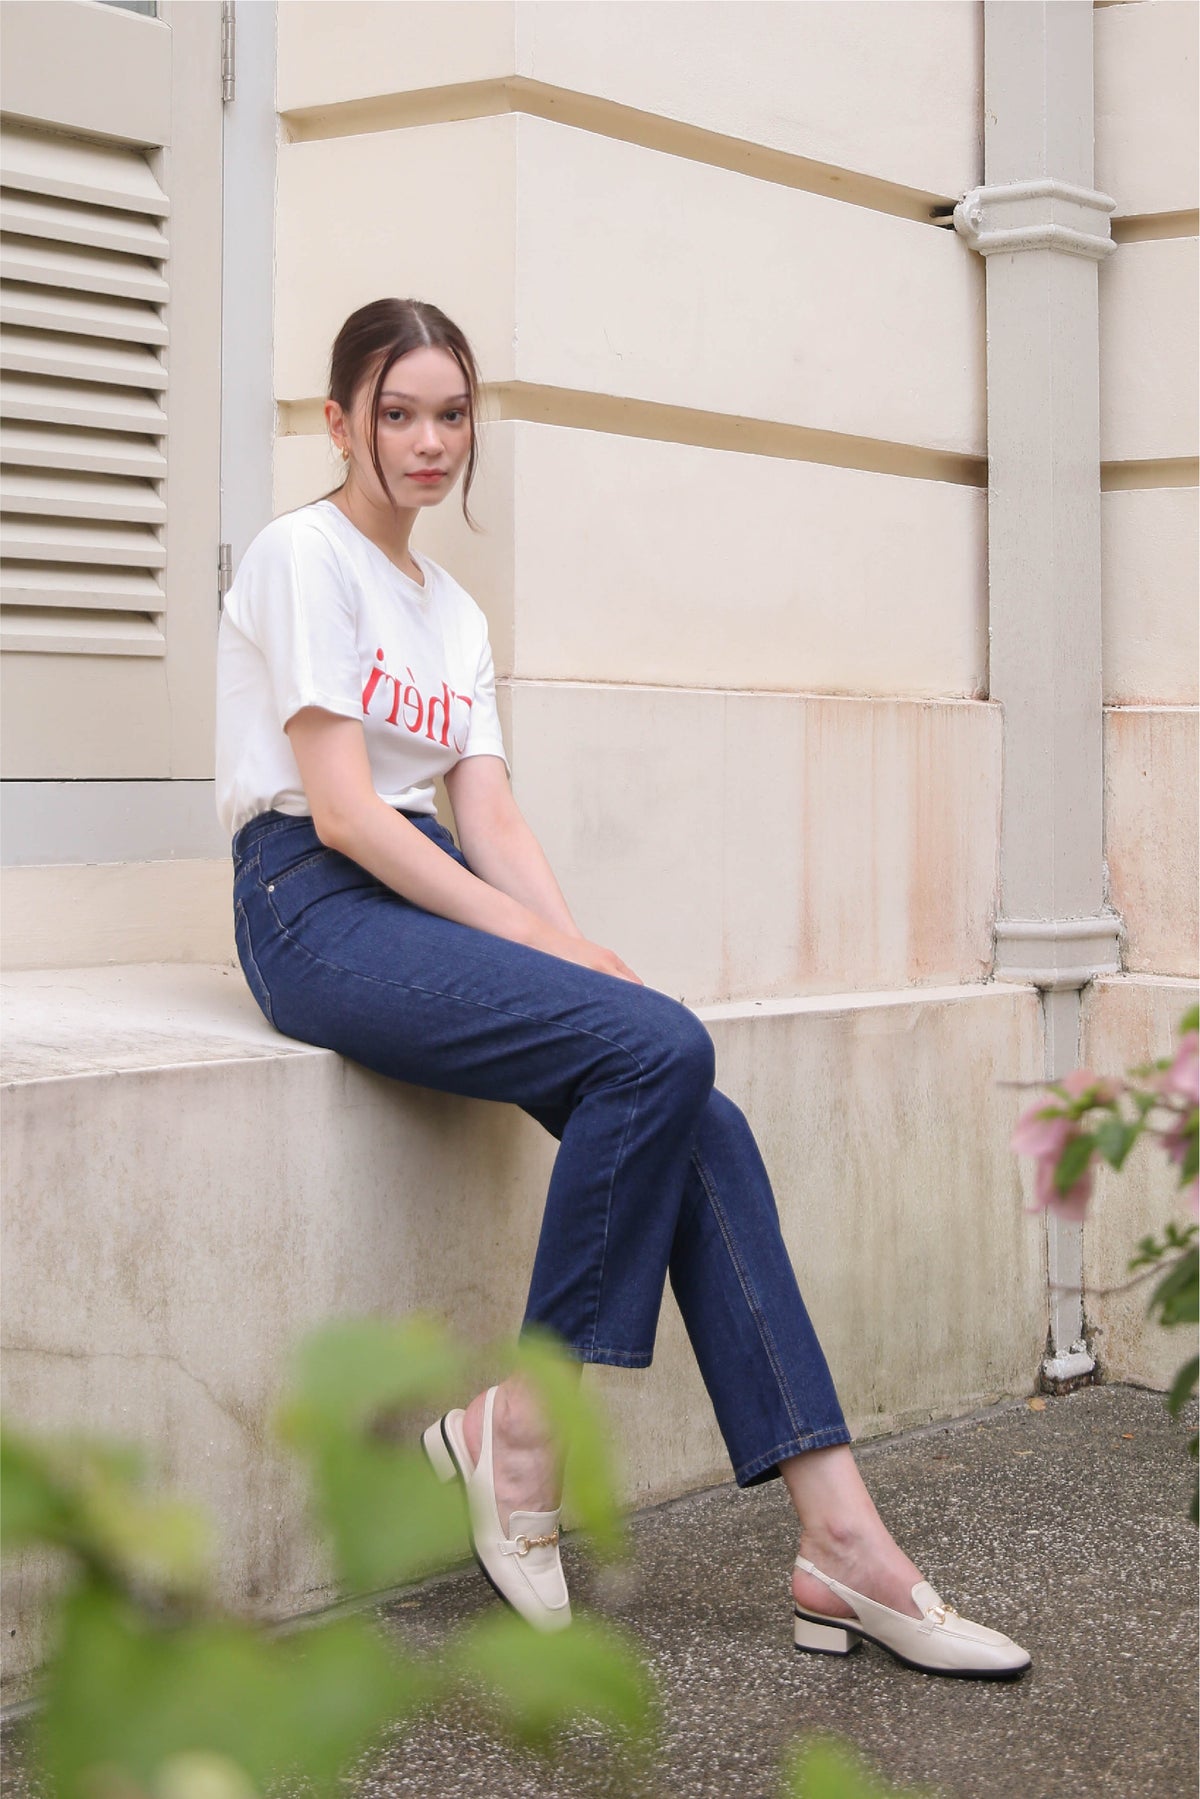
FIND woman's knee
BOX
[643,997,716,1106]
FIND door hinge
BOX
[218,542,232,608]
[221,1,235,104]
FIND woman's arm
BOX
[285,708,642,983]
[444,754,581,939]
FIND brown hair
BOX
[327,298,481,528]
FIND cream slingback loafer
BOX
[422,1385,571,1633]
[792,1554,1031,1679]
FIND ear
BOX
[324,397,347,456]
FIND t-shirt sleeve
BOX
[231,520,363,731]
[459,626,510,767]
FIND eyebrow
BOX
[379,390,469,403]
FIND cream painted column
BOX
[954,1,1121,1378]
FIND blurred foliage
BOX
[783,1739,933,1799]
[5,1312,934,1798]
[2,1316,651,1797]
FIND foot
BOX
[791,1524,927,1622]
[462,1379,561,1538]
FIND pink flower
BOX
[1058,1069,1123,1107]
[1011,1104,1096,1222]
[1157,1032,1199,1108]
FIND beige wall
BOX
[1090,0,1200,1384]
[1095,0,1199,981]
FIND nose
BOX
[415,415,443,454]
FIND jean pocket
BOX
[261,843,380,932]
[234,900,275,1026]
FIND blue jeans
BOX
[231,809,850,1486]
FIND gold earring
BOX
[340,445,349,461]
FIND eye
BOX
[443,409,466,423]
[383,408,408,423]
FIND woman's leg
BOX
[235,811,716,1367]
[668,1093,927,1616]
[503,1084,927,1618]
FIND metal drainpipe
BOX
[953,1,1124,1386]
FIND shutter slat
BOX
[0,421,166,478]
[0,124,169,218]
[0,193,169,261]
[0,238,168,303]
[1,373,167,435]
[3,517,166,567]
[0,606,165,657]
[1,565,164,611]
[1,468,166,524]
[1,127,168,657]
[0,281,168,346]
[0,326,166,390]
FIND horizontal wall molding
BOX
[1100,457,1199,492]
[501,677,997,710]
[280,383,987,488]
[281,76,955,227]
[1,778,226,867]
[1110,211,1199,244]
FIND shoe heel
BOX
[421,1419,457,1483]
[793,1611,860,1657]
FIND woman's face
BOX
[326,344,472,509]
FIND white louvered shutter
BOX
[0,123,170,657]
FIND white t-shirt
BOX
[215,499,508,837]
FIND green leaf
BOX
[447,1610,657,1752]
[1148,1246,1199,1328]
[278,1314,467,1440]
[275,1315,475,1595]
[1166,1357,1199,1419]
[1093,1113,1140,1171]
[0,1429,210,1596]
[510,1330,626,1562]
[1128,1233,1168,1273]
[0,1429,76,1555]
[1054,1132,1096,1193]
[40,1580,415,1799]
[305,1437,469,1593]
[1178,1005,1199,1035]
[782,1737,935,1799]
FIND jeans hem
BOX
[733,1424,853,1489]
[569,1343,654,1370]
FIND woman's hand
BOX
[283,710,644,985]
[538,929,644,985]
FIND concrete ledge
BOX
[1,964,1047,1686]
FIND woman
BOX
[216,298,1030,1678]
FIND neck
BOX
[332,481,419,570]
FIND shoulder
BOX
[229,506,358,615]
[239,503,347,573]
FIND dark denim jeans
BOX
[231,808,849,1485]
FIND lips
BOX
[406,471,445,481]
